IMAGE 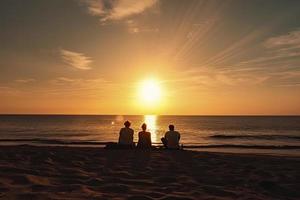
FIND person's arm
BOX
[118,129,122,143]
[178,132,181,141]
[137,132,141,143]
[165,132,169,142]
[130,129,134,144]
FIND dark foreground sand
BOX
[0,145,299,200]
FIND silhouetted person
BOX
[161,125,181,149]
[137,123,152,149]
[118,120,134,148]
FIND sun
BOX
[138,79,162,105]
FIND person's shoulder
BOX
[128,127,134,132]
[173,131,180,136]
[165,131,171,135]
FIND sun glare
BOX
[138,79,161,105]
[144,115,158,142]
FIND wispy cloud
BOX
[50,77,107,86]
[277,83,300,87]
[48,77,117,98]
[2,77,112,98]
[15,78,36,83]
[164,66,269,92]
[225,29,300,88]
[264,29,300,49]
[80,0,158,22]
[238,29,300,67]
[60,49,93,70]
[263,29,300,60]
[125,19,159,34]
[170,29,300,91]
[0,86,22,96]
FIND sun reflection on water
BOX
[144,115,157,143]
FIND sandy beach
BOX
[0,145,299,200]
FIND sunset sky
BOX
[1,0,300,115]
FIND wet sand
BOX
[0,145,299,200]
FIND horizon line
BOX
[0,113,299,117]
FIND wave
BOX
[0,139,107,145]
[1,139,300,149]
[183,144,300,149]
[210,134,300,140]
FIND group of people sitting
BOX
[117,120,181,149]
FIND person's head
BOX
[124,121,131,128]
[169,124,175,131]
[141,123,147,131]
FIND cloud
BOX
[125,19,159,34]
[15,79,36,83]
[48,77,116,97]
[277,83,300,87]
[263,29,300,59]
[80,0,158,22]
[228,29,300,88]
[238,29,300,67]
[264,29,300,49]
[164,67,269,92]
[60,49,93,70]
[54,77,76,83]
[51,77,107,86]
[80,0,107,16]
[169,30,300,91]
[0,86,22,96]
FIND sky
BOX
[0,0,300,115]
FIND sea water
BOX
[0,115,300,155]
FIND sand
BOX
[0,145,299,200]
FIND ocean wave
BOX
[1,139,300,149]
[183,144,300,149]
[210,134,300,140]
[0,139,107,145]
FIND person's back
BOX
[137,123,152,149]
[162,125,181,149]
[165,131,180,149]
[118,121,134,146]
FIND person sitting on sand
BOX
[161,125,181,149]
[118,121,134,148]
[137,123,152,149]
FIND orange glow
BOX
[0,1,300,115]
[138,79,161,105]
[144,115,158,143]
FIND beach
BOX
[0,145,299,200]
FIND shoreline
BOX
[0,145,299,199]
[1,143,300,157]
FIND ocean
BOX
[0,115,300,155]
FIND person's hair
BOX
[169,124,175,131]
[124,121,131,127]
[141,123,147,131]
